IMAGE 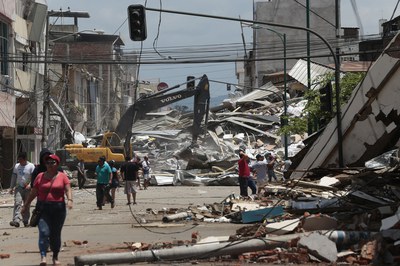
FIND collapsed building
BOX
[71,33,400,266]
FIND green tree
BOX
[279,72,365,136]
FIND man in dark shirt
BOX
[120,156,141,205]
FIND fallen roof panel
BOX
[291,33,400,178]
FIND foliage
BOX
[279,72,365,136]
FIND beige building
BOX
[0,0,48,187]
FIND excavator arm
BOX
[113,74,210,154]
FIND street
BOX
[0,185,244,266]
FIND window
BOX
[22,53,29,71]
[0,21,9,75]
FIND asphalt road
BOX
[0,185,245,266]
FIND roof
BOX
[329,61,373,72]
[48,10,90,18]
[288,59,335,90]
[78,33,124,45]
[235,82,281,103]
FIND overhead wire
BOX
[390,0,400,21]
[152,0,170,60]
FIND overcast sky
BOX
[47,0,400,96]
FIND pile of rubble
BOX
[128,91,301,186]
[73,148,400,265]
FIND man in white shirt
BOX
[9,152,35,227]
[250,154,268,194]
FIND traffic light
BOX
[128,5,147,41]
[319,82,333,113]
[187,76,195,90]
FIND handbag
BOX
[29,174,57,227]
[29,207,41,227]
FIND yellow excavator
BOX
[56,74,210,174]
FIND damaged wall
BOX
[291,33,400,178]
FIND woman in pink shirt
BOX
[238,150,251,197]
[22,154,73,266]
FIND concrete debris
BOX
[265,218,300,235]
[380,207,400,231]
[301,214,338,231]
[297,232,337,262]
[162,211,192,223]
[69,47,400,264]
[111,144,400,265]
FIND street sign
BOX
[157,82,168,91]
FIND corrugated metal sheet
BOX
[236,82,280,103]
[132,116,180,133]
[288,59,334,90]
[329,61,373,72]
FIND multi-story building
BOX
[46,10,138,148]
[0,0,47,187]
[50,31,125,138]
[251,0,337,88]
[0,3,139,188]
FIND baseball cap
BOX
[46,154,60,164]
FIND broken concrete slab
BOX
[265,218,300,235]
[297,232,337,263]
[380,207,400,231]
[301,214,338,231]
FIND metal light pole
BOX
[253,25,288,160]
[41,14,49,148]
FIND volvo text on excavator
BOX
[57,74,210,173]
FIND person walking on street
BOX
[76,159,86,189]
[250,154,268,194]
[266,153,278,182]
[21,154,73,266]
[31,149,64,188]
[238,150,251,198]
[142,155,151,189]
[120,156,140,205]
[95,156,114,210]
[9,152,35,227]
[107,160,120,207]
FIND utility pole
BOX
[41,14,49,148]
[335,0,344,167]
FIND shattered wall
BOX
[291,33,400,178]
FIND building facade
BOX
[0,0,48,187]
[252,0,337,88]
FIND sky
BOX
[46,0,400,97]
